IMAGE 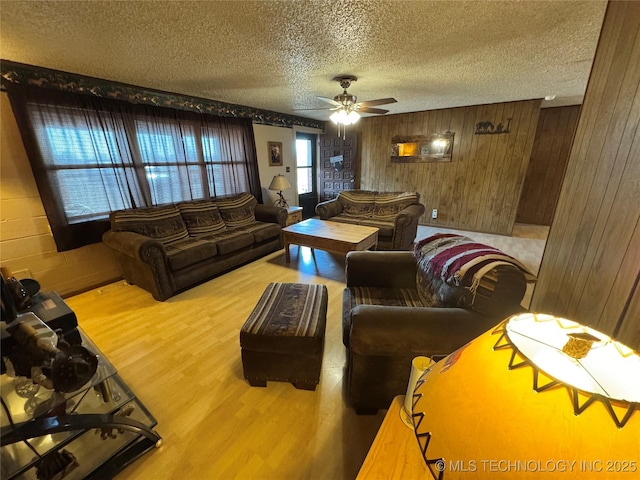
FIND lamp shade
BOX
[268,174,291,192]
[411,312,640,479]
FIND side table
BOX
[356,395,428,479]
[1,326,160,479]
[285,206,303,226]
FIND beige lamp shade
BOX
[268,174,291,192]
[411,312,640,479]
[268,174,291,208]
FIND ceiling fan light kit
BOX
[309,75,397,138]
[329,109,360,125]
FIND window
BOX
[31,109,255,225]
[296,138,313,194]
[32,106,140,223]
[8,86,261,250]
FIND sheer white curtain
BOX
[7,85,261,250]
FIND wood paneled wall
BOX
[532,1,640,350]
[358,99,541,235]
[516,105,581,225]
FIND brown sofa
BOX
[342,234,535,413]
[103,193,286,301]
[315,190,425,250]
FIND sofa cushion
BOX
[338,191,375,217]
[215,192,258,228]
[177,200,226,236]
[372,192,419,220]
[165,237,218,270]
[201,229,255,255]
[346,287,425,310]
[111,205,189,245]
[232,222,281,244]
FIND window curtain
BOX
[6,84,262,251]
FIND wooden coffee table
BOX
[282,219,379,263]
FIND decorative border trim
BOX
[0,60,325,130]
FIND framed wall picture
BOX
[268,141,283,166]
[390,132,455,163]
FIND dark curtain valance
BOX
[1,59,324,130]
[6,83,263,251]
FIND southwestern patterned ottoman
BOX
[240,282,328,390]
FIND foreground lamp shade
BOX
[268,174,291,208]
[411,313,640,479]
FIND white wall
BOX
[253,124,297,207]
[253,123,324,207]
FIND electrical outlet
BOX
[432,209,438,219]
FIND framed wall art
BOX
[268,141,283,166]
[390,132,454,163]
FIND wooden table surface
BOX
[282,218,378,262]
[356,396,429,479]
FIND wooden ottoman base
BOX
[240,283,328,390]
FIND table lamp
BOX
[410,312,640,479]
[269,174,291,208]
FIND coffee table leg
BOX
[285,242,291,263]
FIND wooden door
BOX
[295,132,318,219]
[319,124,358,202]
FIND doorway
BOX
[318,123,357,202]
[295,132,318,219]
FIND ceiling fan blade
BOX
[292,107,334,111]
[317,96,341,107]
[357,97,397,107]
[358,107,390,115]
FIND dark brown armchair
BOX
[342,238,533,414]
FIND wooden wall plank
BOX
[532,0,640,350]
[500,100,541,233]
[516,105,580,226]
[358,99,540,234]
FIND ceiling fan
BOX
[300,75,397,137]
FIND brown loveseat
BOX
[342,234,536,413]
[315,190,425,250]
[103,193,286,301]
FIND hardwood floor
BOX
[65,224,547,479]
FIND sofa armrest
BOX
[255,204,287,227]
[349,305,496,356]
[102,230,167,261]
[345,251,417,288]
[103,230,174,300]
[391,203,426,250]
[396,203,425,224]
[315,198,343,219]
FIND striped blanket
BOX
[414,234,536,294]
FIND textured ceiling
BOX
[0,0,607,121]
